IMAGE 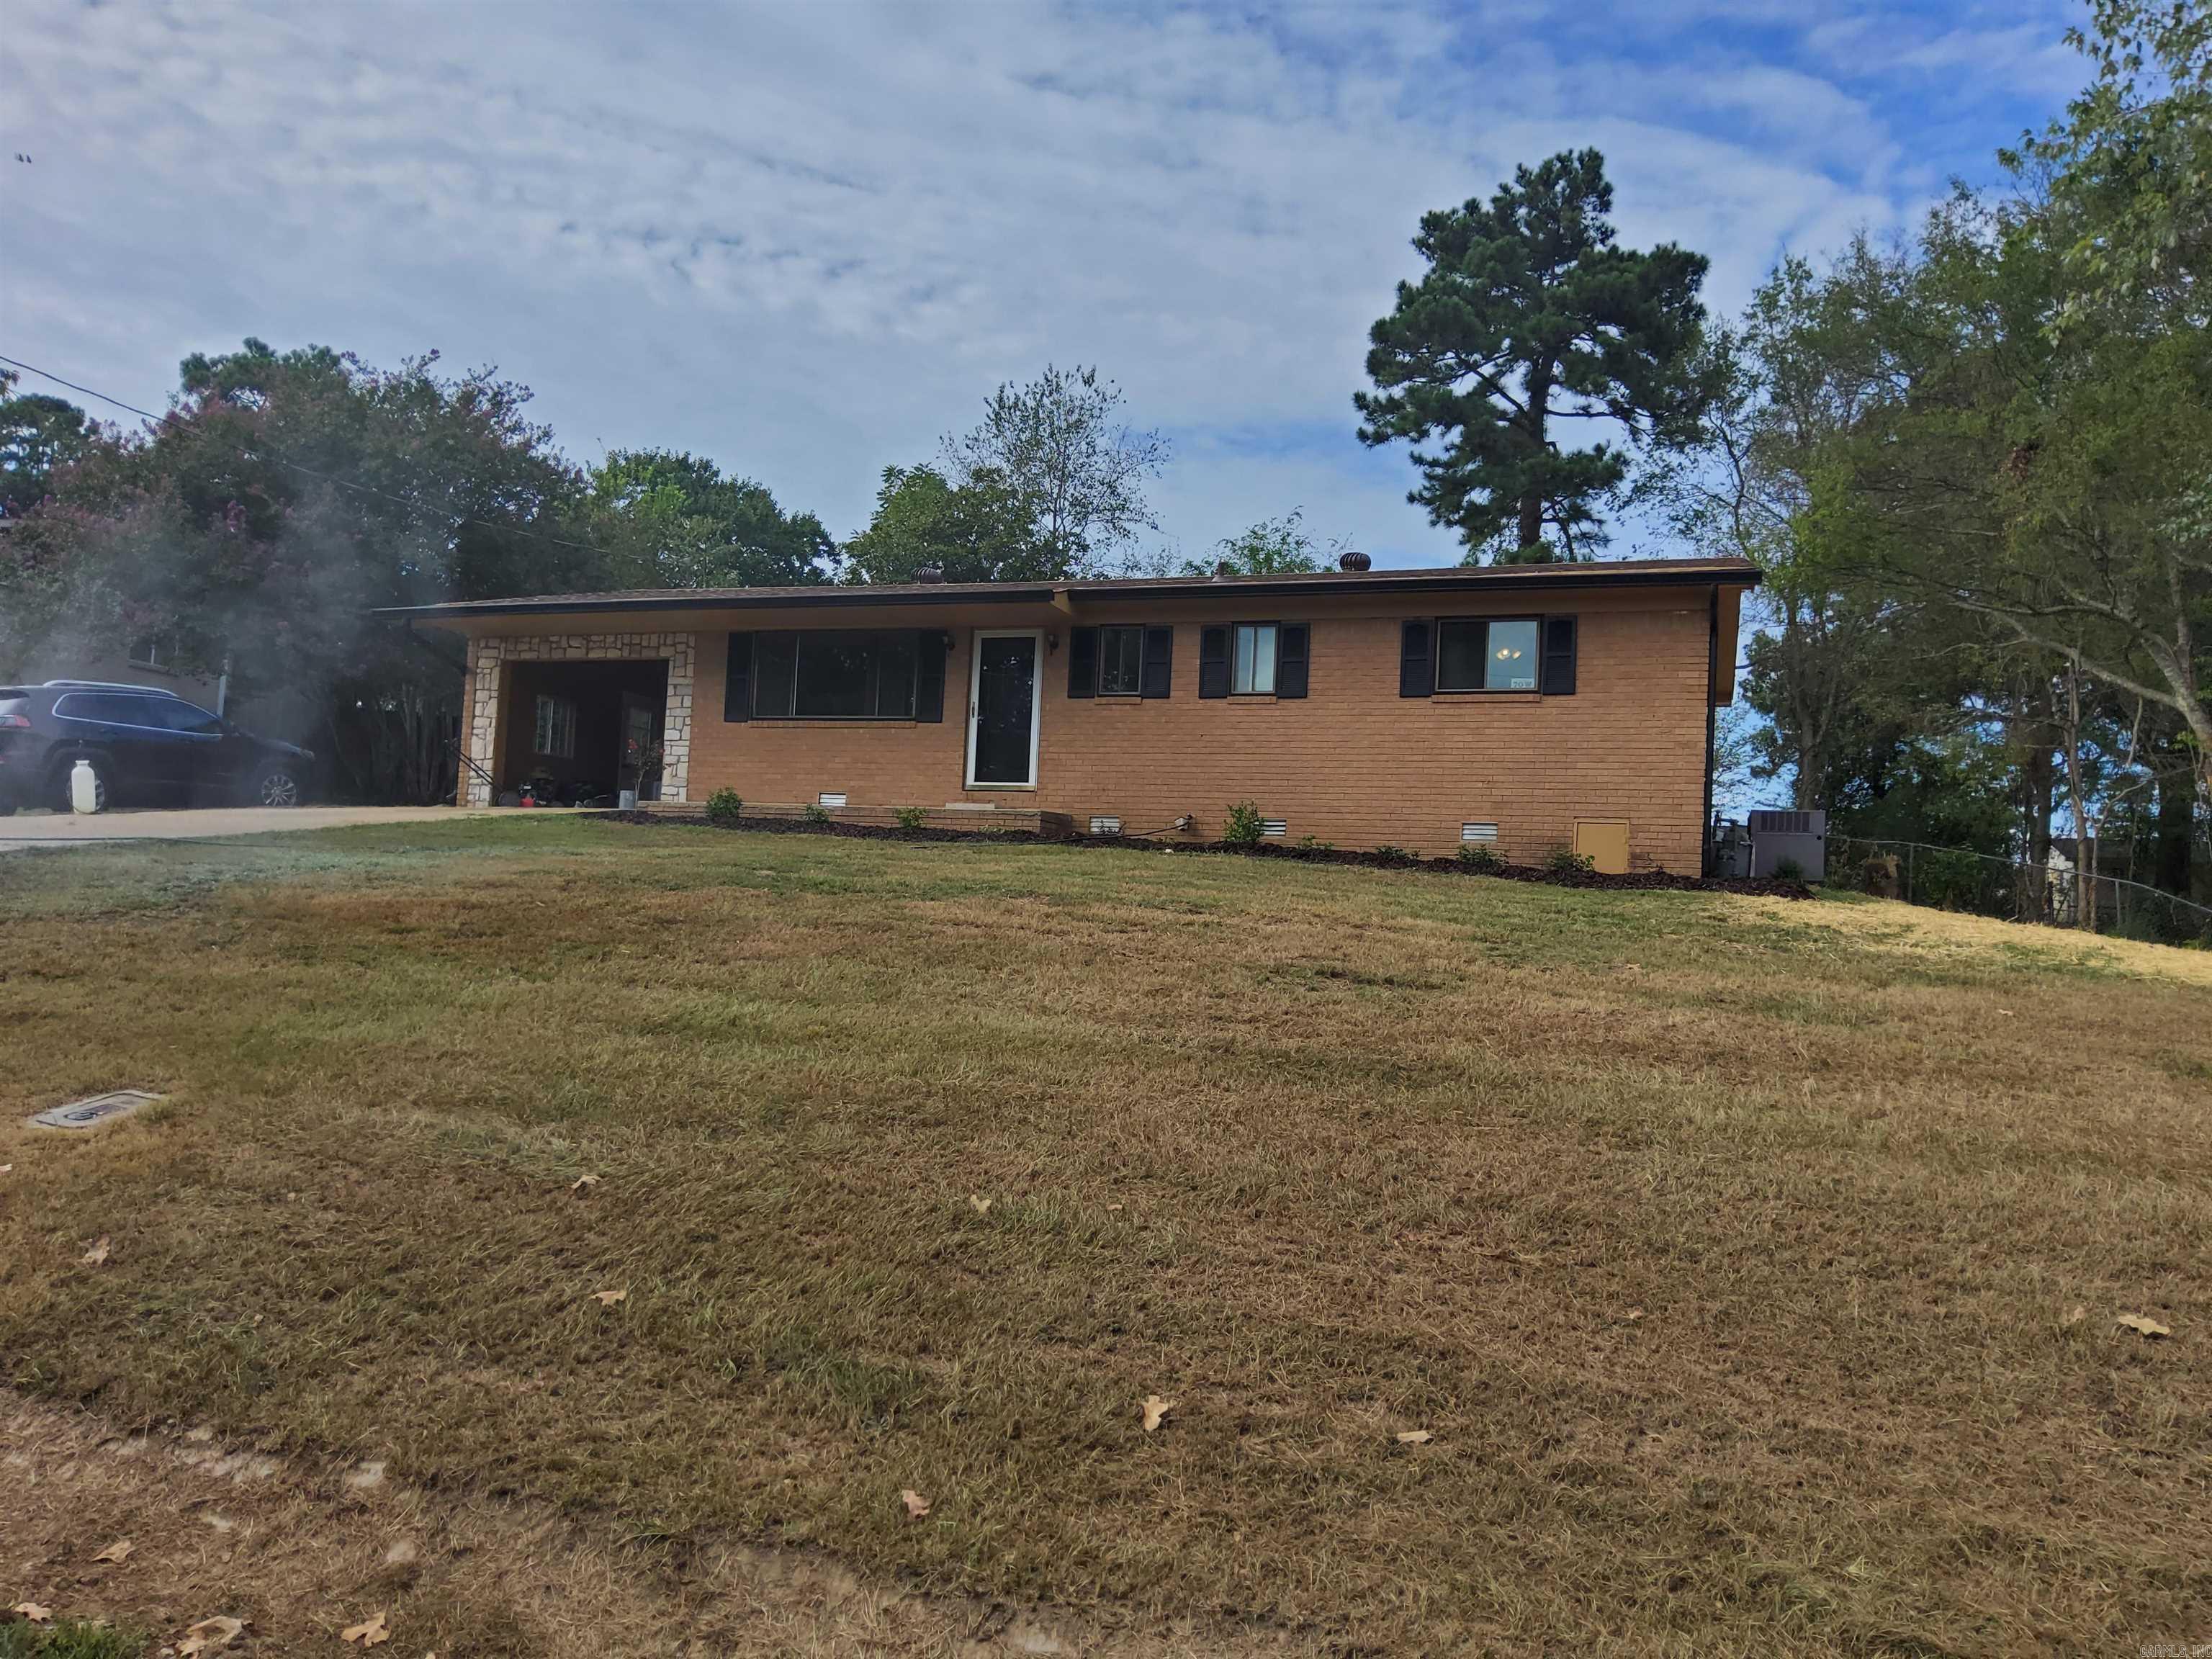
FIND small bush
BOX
[1296,835,1334,850]
[1372,844,1412,863]
[894,805,928,835]
[1772,855,1807,882]
[705,787,744,827]
[1223,801,1267,845]
[1455,842,1503,874]
[0,1619,149,1659]
[1545,848,1596,875]
[803,802,832,825]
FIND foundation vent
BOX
[817,792,848,809]
[1089,814,1122,836]
[1262,819,1288,837]
[1460,822,1500,843]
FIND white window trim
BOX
[1231,622,1279,696]
[964,628,1043,790]
[534,693,577,759]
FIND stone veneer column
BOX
[458,631,696,806]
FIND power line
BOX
[0,351,617,563]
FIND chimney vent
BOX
[915,566,945,585]
[1338,549,1372,572]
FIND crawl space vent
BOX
[817,791,847,809]
[1089,815,1122,836]
[1261,819,1288,838]
[1460,822,1500,843]
[30,1089,163,1130]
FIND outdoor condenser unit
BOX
[1747,809,1827,879]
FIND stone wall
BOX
[462,632,695,805]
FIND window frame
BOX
[1230,621,1280,696]
[533,693,577,758]
[1432,615,1545,694]
[1094,624,1146,698]
[749,628,925,721]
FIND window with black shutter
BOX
[723,632,752,722]
[1198,625,1231,698]
[1141,626,1173,698]
[1275,624,1308,698]
[1540,616,1577,695]
[1399,621,1433,698]
[1067,627,1098,698]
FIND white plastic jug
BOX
[70,757,102,814]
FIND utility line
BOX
[0,351,618,563]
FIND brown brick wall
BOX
[678,593,1719,871]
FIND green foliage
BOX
[0,368,103,513]
[1545,848,1596,875]
[1184,509,1328,576]
[1223,801,1267,845]
[1296,835,1334,850]
[1455,842,1504,873]
[1913,847,1990,912]
[0,1619,148,1659]
[894,805,928,834]
[588,449,835,588]
[803,802,832,825]
[842,464,1053,584]
[706,787,744,826]
[939,365,1170,575]
[1372,844,1413,862]
[1357,149,1713,562]
[1772,855,1807,882]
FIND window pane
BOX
[1231,625,1254,694]
[873,630,917,718]
[753,631,799,717]
[796,631,871,717]
[1435,619,1486,691]
[1251,624,1277,694]
[1098,626,1143,695]
[1485,619,1539,690]
[158,701,222,734]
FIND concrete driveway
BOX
[0,805,548,843]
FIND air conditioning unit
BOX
[1747,808,1826,878]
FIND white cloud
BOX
[0,0,2080,566]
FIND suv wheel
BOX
[49,754,110,814]
[252,765,303,807]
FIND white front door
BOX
[965,629,1041,788]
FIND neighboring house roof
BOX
[374,556,1761,620]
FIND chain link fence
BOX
[1826,835,2212,945]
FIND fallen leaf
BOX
[2065,1305,2087,1326]
[569,1174,600,1195]
[2116,1312,2172,1339]
[1105,1202,1123,1213]
[92,1538,132,1563]
[1141,1394,1176,1432]
[1394,1429,1434,1445]
[81,1236,111,1266]
[900,1488,932,1519]
[341,1609,391,1646]
[591,1288,627,1307]
[178,1616,246,1654]
[10,1604,52,1624]
[0,1164,12,1175]
[1624,1308,1645,1322]
[967,1193,992,1215]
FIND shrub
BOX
[1296,834,1334,850]
[705,788,744,827]
[1455,842,1503,874]
[894,805,928,835]
[1772,855,1807,882]
[1222,801,1267,845]
[1372,844,1412,862]
[803,802,832,825]
[1545,848,1596,875]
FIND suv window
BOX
[154,700,224,734]
[52,692,178,727]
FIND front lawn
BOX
[2,819,2207,1653]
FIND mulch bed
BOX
[599,809,1814,899]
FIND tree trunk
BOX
[1517,364,1551,553]
[2062,665,2096,932]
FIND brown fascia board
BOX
[370,559,1761,622]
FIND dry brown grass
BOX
[2,819,2208,1656]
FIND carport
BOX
[494,657,668,805]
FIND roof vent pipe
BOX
[1338,549,1372,572]
[916,566,945,584]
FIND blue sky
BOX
[4,1,2084,569]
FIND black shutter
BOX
[916,630,946,722]
[1276,624,1308,698]
[1399,621,1433,698]
[1141,626,1173,698]
[1068,626,1098,698]
[723,632,753,721]
[1540,616,1577,696]
[1198,626,1230,698]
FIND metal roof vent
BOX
[1338,549,1372,572]
[915,566,945,585]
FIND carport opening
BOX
[499,659,668,806]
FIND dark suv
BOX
[0,681,315,814]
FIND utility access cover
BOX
[29,1089,163,1130]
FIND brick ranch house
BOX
[382,555,1758,873]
